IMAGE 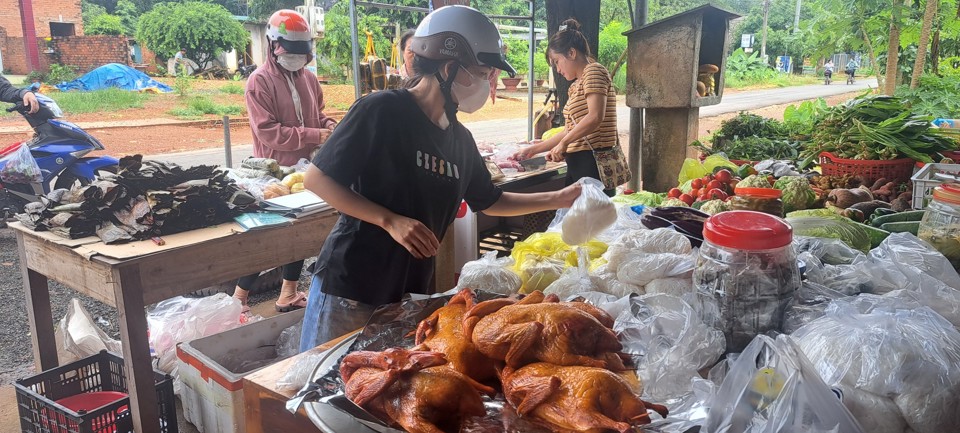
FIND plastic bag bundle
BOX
[558,178,617,245]
[55,298,122,365]
[544,247,605,299]
[793,297,960,433]
[147,294,247,379]
[594,205,648,244]
[608,294,725,401]
[510,232,607,268]
[515,255,565,293]
[593,264,644,298]
[276,350,326,392]
[604,228,692,270]
[227,171,285,201]
[644,277,694,297]
[0,142,42,183]
[793,236,865,265]
[781,281,851,334]
[617,253,695,287]
[703,334,865,433]
[455,251,522,295]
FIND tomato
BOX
[715,169,732,183]
[623,189,635,195]
[698,194,711,202]
[667,188,682,198]
[701,175,713,185]
[709,188,728,200]
[707,180,723,191]
[690,188,701,198]
[691,179,703,189]
[679,194,695,206]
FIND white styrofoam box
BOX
[911,163,960,209]
[176,308,305,433]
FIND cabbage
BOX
[700,199,729,215]
[739,174,772,188]
[777,177,816,213]
[612,191,664,207]
[786,216,871,253]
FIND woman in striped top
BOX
[516,18,619,196]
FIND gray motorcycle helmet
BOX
[409,5,516,77]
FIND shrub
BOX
[47,64,78,85]
[136,2,248,70]
[220,83,244,95]
[86,14,125,35]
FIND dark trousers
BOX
[565,150,616,197]
[236,260,306,290]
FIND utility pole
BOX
[627,0,647,192]
[760,0,770,62]
[793,0,802,33]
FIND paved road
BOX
[149,79,877,168]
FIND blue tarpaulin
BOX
[56,63,172,93]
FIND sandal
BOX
[275,292,308,313]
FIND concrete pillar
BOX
[642,108,699,192]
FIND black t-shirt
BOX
[311,89,503,306]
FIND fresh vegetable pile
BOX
[801,95,959,166]
[694,113,801,161]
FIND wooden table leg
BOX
[113,266,161,433]
[17,231,58,370]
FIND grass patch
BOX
[169,96,244,119]
[220,83,244,94]
[46,88,153,114]
[725,73,820,90]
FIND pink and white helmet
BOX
[266,10,313,54]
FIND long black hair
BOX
[546,18,593,62]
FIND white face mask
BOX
[451,66,490,113]
[277,54,308,71]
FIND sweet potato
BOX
[827,187,873,209]
[890,198,912,212]
[848,200,892,220]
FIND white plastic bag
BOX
[147,294,247,380]
[793,297,960,433]
[644,277,694,297]
[593,264,644,298]
[617,253,694,287]
[704,334,865,433]
[455,251,521,295]
[604,228,692,271]
[56,298,122,364]
[543,247,604,299]
[277,351,326,392]
[557,178,617,245]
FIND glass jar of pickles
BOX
[918,184,960,269]
[728,188,784,217]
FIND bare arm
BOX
[482,183,581,217]
[304,165,440,258]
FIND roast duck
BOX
[340,289,668,433]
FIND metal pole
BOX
[223,116,233,168]
[349,0,362,100]
[793,0,802,33]
[527,0,535,141]
[760,0,770,61]
[628,0,647,191]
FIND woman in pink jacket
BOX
[235,9,336,313]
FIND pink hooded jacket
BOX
[245,52,337,166]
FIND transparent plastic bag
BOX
[593,264,644,298]
[793,298,960,433]
[515,255,565,293]
[0,142,42,183]
[277,350,326,392]
[704,334,865,433]
[455,251,522,295]
[604,228,692,270]
[781,281,851,334]
[555,178,617,245]
[544,247,604,299]
[276,322,303,358]
[227,171,284,201]
[645,277,694,297]
[792,236,865,265]
[610,294,725,402]
[147,294,247,379]
[55,298,122,365]
[594,206,648,244]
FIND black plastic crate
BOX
[15,350,178,433]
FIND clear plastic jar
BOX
[728,187,784,217]
[918,184,960,269]
[694,211,799,353]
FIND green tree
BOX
[315,1,393,81]
[248,0,302,20]
[806,0,891,88]
[114,0,139,35]
[86,13,125,35]
[82,0,108,26]
[136,2,248,70]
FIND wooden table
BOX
[13,211,338,433]
[242,332,355,433]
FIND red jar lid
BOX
[734,187,782,198]
[704,210,793,250]
[933,184,960,205]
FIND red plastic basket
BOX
[818,152,916,183]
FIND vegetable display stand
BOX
[912,163,960,209]
[818,152,916,184]
[15,350,177,433]
[624,5,741,192]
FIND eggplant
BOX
[641,214,674,230]
[651,206,709,223]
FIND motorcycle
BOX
[0,96,119,224]
[824,69,833,85]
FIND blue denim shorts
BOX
[299,274,377,353]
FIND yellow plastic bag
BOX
[510,232,608,293]
[542,126,564,141]
[677,155,738,184]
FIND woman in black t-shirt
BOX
[298,6,583,351]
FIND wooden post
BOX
[18,231,58,371]
[643,108,699,192]
[113,265,162,433]
[546,0,601,124]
